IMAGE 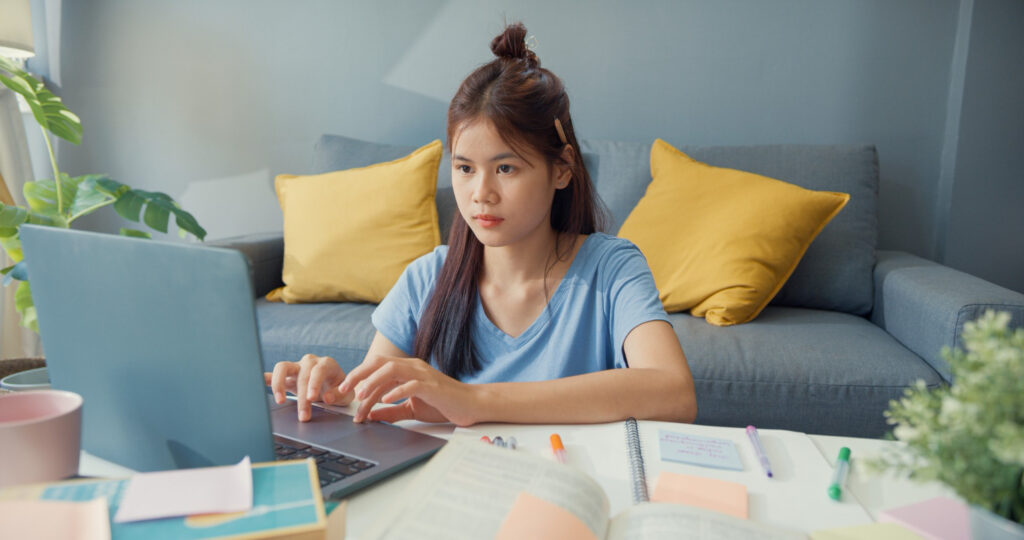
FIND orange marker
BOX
[550,433,567,464]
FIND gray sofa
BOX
[217,134,1024,438]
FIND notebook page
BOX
[363,436,611,540]
[456,422,635,513]
[607,502,807,540]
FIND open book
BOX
[363,437,807,540]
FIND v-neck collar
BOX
[475,235,593,346]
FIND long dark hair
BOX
[413,22,605,378]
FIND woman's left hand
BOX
[338,355,480,426]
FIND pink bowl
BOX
[0,390,83,487]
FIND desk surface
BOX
[80,406,956,539]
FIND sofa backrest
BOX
[313,134,879,316]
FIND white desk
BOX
[811,434,957,520]
[80,418,956,539]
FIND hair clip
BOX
[525,35,538,51]
[554,118,568,145]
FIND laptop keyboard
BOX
[273,435,377,488]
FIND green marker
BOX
[828,447,851,500]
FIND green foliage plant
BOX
[875,310,1024,524]
[0,56,206,331]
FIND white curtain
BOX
[0,85,43,359]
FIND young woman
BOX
[266,23,697,427]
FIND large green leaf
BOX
[0,204,30,231]
[0,58,82,145]
[1,260,27,286]
[98,179,206,240]
[0,202,64,241]
[24,174,79,217]
[0,232,22,262]
[14,280,37,332]
[120,228,151,239]
[68,175,117,221]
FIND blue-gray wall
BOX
[28,0,1024,293]
[942,0,1024,294]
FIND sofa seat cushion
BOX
[256,299,377,373]
[673,306,944,437]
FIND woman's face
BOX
[451,119,570,248]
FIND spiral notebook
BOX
[625,417,650,503]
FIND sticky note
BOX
[114,456,253,523]
[651,471,748,519]
[811,522,926,540]
[0,498,111,540]
[496,491,599,540]
[658,430,743,470]
[877,496,969,540]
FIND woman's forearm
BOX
[469,367,696,425]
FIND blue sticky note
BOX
[658,430,744,471]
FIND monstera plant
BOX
[0,56,206,332]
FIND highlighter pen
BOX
[746,425,773,478]
[550,434,567,464]
[828,447,851,501]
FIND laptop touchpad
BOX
[270,402,368,444]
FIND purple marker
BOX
[746,425,773,478]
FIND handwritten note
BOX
[658,430,743,470]
[113,456,253,523]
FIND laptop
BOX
[19,225,446,499]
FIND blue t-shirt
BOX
[370,233,669,384]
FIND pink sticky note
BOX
[496,492,599,540]
[0,498,111,540]
[878,496,969,540]
[651,471,748,519]
[113,456,253,523]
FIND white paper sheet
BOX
[113,456,252,523]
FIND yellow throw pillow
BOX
[268,140,442,304]
[619,139,849,326]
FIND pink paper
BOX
[651,471,749,519]
[878,496,969,540]
[113,456,253,523]
[0,498,111,540]
[496,492,599,540]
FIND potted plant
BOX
[875,309,1024,538]
[0,56,205,386]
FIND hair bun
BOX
[490,22,539,67]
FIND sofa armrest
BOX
[208,232,284,298]
[871,250,1024,382]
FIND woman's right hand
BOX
[263,354,355,422]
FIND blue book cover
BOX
[2,459,326,539]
